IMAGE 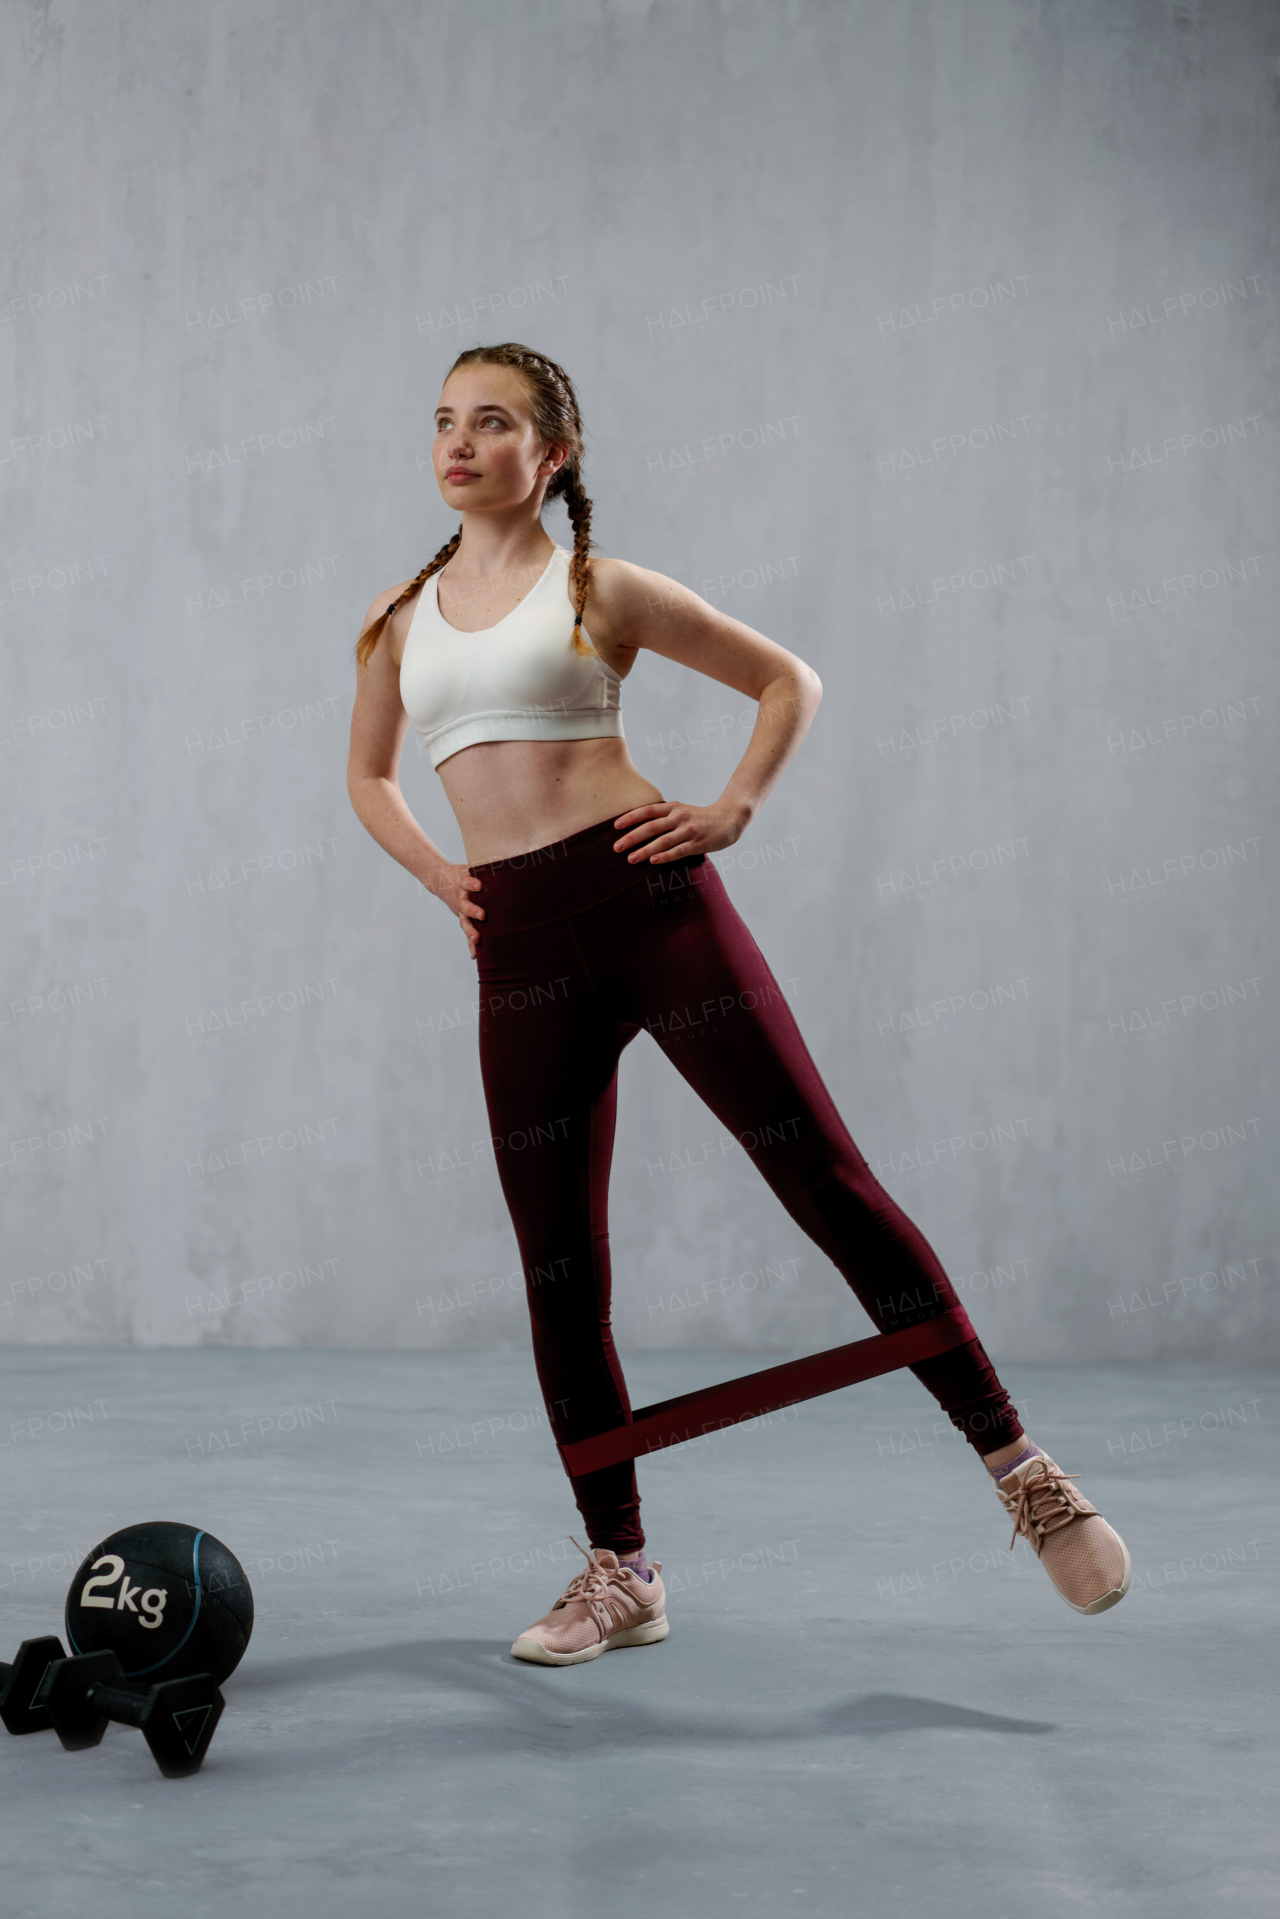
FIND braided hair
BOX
[354,343,595,669]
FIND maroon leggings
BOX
[470,814,1021,1553]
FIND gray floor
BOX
[0,1347,1275,1918]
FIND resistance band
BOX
[558,1308,975,1476]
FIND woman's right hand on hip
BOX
[430,863,485,958]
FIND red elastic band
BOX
[557,1310,974,1476]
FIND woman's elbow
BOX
[347,761,386,807]
[796,663,822,705]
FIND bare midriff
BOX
[436,736,665,866]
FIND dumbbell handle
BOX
[85,1680,149,1729]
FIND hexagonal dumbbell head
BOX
[38,1649,123,1750]
[0,1637,69,1735]
[134,1673,224,1778]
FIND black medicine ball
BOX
[65,1521,253,1685]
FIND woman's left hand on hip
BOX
[612,799,750,863]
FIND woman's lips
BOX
[445,468,479,480]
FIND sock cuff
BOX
[985,1442,1041,1480]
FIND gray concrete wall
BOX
[3,0,1276,1362]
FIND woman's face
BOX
[433,364,565,512]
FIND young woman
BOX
[347,342,1130,1665]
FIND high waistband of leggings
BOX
[467,813,706,935]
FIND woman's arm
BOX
[346,585,485,946]
[585,558,822,863]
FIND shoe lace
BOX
[1002,1459,1084,1553]
[555,1537,635,1632]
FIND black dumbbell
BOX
[37,1649,224,1777]
[0,1637,69,1735]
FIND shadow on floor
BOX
[224,1636,1056,1763]
[821,1693,1054,1735]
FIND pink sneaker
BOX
[997,1451,1131,1614]
[511,1540,669,1666]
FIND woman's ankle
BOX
[982,1433,1039,1477]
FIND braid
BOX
[558,466,594,657]
[354,527,461,668]
[510,351,593,656]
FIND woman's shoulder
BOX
[583,553,704,637]
[584,553,691,611]
[361,575,428,671]
[363,576,422,627]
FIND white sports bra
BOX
[399,543,624,769]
